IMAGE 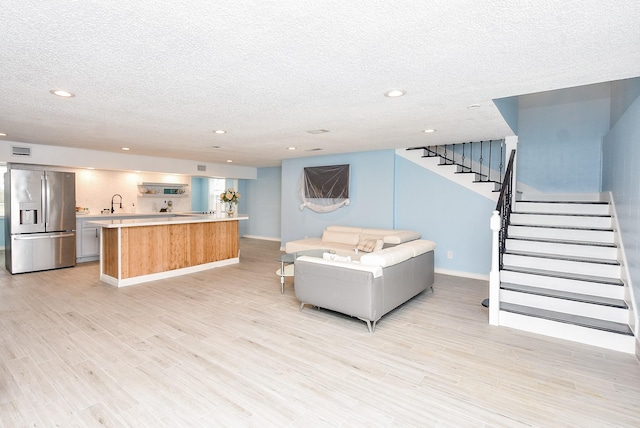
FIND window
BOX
[209,178,235,210]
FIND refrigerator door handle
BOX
[49,233,76,239]
[42,174,49,228]
[14,233,75,240]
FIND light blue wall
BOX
[517,84,610,193]
[235,179,248,237]
[281,150,395,246]
[395,156,495,275]
[610,77,640,126]
[493,96,518,134]
[244,167,281,240]
[190,177,209,211]
[278,149,494,276]
[602,91,640,319]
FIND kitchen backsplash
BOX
[74,169,191,215]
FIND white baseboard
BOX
[242,235,281,242]
[435,268,489,281]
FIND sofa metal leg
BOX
[299,302,305,312]
[359,318,374,333]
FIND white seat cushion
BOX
[398,239,436,256]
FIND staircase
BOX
[497,200,635,353]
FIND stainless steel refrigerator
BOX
[5,166,76,274]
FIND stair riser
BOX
[500,270,624,299]
[500,290,629,323]
[508,225,615,244]
[504,254,620,278]
[505,239,618,260]
[514,202,610,216]
[498,311,635,354]
[510,213,611,228]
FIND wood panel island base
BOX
[89,215,248,287]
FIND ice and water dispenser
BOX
[19,202,39,225]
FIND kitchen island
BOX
[88,215,248,287]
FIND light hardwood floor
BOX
[1,238,639,427]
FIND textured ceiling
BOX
[1,1,639,167]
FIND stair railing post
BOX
[489,210,501,326]
[505,135,518,196]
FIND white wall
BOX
[75,169,191,214]
[0,141,257,179]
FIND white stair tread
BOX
[500,283,627,308]
[510,223,613,232]
[500,303,633,335]
[502,265,624,286]
[506,237,616,248]
[513,211,610,218]
[504,250,620,266]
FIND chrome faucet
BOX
[111,194,123,213]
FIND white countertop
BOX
[76,212,178,219]
[88,214,248,228]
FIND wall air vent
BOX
[197,165,206,172]
[305,148,324,152]
[12,146,31,157]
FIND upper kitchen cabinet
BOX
[137,182,188,198]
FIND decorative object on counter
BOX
[220,188,240,217]
[226,202,235,217]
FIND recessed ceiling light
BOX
[423,129,436,133]
[226,159,233,163]
[121,147,130,151]
[213,130,227,134]
[467,104,481,109]
[50,89,75,98]
[86,167,95,170]
[0,132,7,137]
[384,89,406,98]
[288,147,296,150]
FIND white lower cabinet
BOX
[76,219,100,262]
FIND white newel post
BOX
[489,210,501,325]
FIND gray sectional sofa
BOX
[293,237,436,332]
